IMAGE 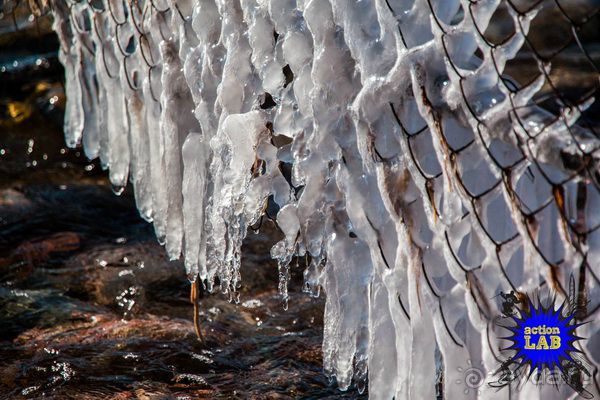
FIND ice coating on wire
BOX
[39,0,600,397]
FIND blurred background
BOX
[0,0,598,399]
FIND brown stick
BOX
[190,279,204,342]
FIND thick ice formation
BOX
[47,0,599,398]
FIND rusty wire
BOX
[1,0,599,392]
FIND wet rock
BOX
[0,188,31,208]
[64,241,188,318]
[0,183,364,398]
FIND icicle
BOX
[48,0,600,398]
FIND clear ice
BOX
[48,0,599,398]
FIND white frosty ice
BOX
[48,0,600,398]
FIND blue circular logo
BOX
[491,285,593,398]
[503,297,583,372]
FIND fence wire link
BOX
[1,0,599,395]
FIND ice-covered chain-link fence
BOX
[1,0,599,398]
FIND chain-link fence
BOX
[1,0,599,398]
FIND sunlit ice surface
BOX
[1,0,599,398]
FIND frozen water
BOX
[48,0,600,398]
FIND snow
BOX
[50,0,599,398]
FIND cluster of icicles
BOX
[48,0,599,398]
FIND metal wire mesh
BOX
[1,0,599,396]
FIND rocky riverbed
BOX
[0,123,365,399]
